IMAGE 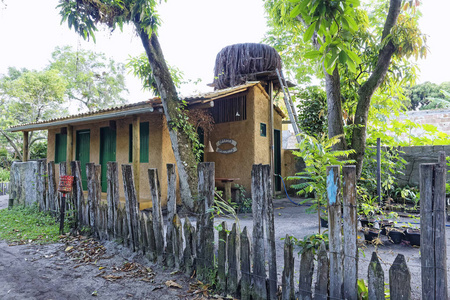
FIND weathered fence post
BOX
[107,162,119,239]
[281,234,294,300]
[165,164,177,268]
[389,254,411,300]
[368,252,384,300]
[251,164,267,300]
[172,214,183,269]
[217,221,227,294]
[240,226,252,300]
[420,151,448,300]
[263,165,277,300]
[36,159,47,211]
[196,162,215,282]
[298,247,314,300]
[183,217,195,275]
[47,161,57,214]
[327,165,342,299]
[314,241,329,300]
[71,161,84,228]
[148,168,165,264]
[227,223,240,296]
[342,165,357,300]
[122,164,139,251]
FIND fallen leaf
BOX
[91,291,98,296]
[98,266,105,270]
[165,280,182,289]
[65,246,73,252]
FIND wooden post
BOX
[148,168,164,263]
[281,234,294,300]
[263,165,277,300]
[122,164,139,251]
[420,152,448,300]
[66,125,73,169]
[71,161,84,228]
[240,227,252,300]
[59,162,67,213]
[132,115,140,201]
[145,213,157,262]
[227,223,240,296]
[342,165,357,300]
[389,254,411,300]
[107,162,119,238]
[172,214,183,269]
[327,165,342,299]
[37,159,47,211]
[22,131,29,162]
[217,221,227,294]
[314,242,329,300]
[183,217,195,275]
[434,152,448,299]
[196,162,215,282]
[298,247,314,300]
[47,161,57,214]
[368,252,384,300]
[166,164,177,268]
[251,164,267,300]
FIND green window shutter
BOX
[129,122,150,163]
[55,133,67,163]
[140,122,149,163]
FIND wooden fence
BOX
[30,157,447,299]
[0,182,9,196]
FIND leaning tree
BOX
[57,0,199,210]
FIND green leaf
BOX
[303,21,317,42]
[304,50,322,60]
[345,49,361,65]
[290,4,302,18]
[339,50,348,64]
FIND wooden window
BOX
[129,122,150,163]
[55,133,67,163]
[210,95,247,124]
[260,123,267,137]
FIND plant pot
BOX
[360,217,376,228]
[387,228,406,244]
[380,220,394,235]
[320,217,328,228]
[405,228,420,246]
[363,228,380,241]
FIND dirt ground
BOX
[1,195,449,299]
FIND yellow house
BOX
[9,82,285,209]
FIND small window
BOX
[210,95,247,124]
[129,122,150,163]
[55,133,67,163]
[260,123,267,137]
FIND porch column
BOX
[66,125,74,171]
[132,115,140,202]
[22,131,29,162]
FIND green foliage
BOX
[235,184,252,214]
[0,204,64,244]
[423,89,450,110]
[49,45,128,111]
[30,140,47,160]
[289,133,355,231]
[286,233,329,255]
[404,81,443,110]
[296,86,327,138]
[357,279,368,300]
[0,168,9,182]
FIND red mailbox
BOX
[58,175,74,194]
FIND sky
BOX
[0,0,448,104]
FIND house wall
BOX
[46,84,284,208]
[47,113,176,210]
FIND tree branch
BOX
[0,128,22,161]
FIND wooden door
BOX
[76,130,90,190]
[100,127,116,193]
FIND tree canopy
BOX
[265,0,427,177]
[49,46,128,111]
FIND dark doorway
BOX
[76,130,90,190]
[100,127,116,193]
[274,129,282,192]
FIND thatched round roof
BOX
[212,43,282,90]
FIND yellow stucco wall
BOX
[46,83,284,208]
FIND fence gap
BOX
[240,226,252,300]
[183,217,195,275]
[165,164,177,268]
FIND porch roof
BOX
[8,81,285,132]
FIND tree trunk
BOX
[325,66,346,150]
[135,25,198,211]
[351,0,402,178]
